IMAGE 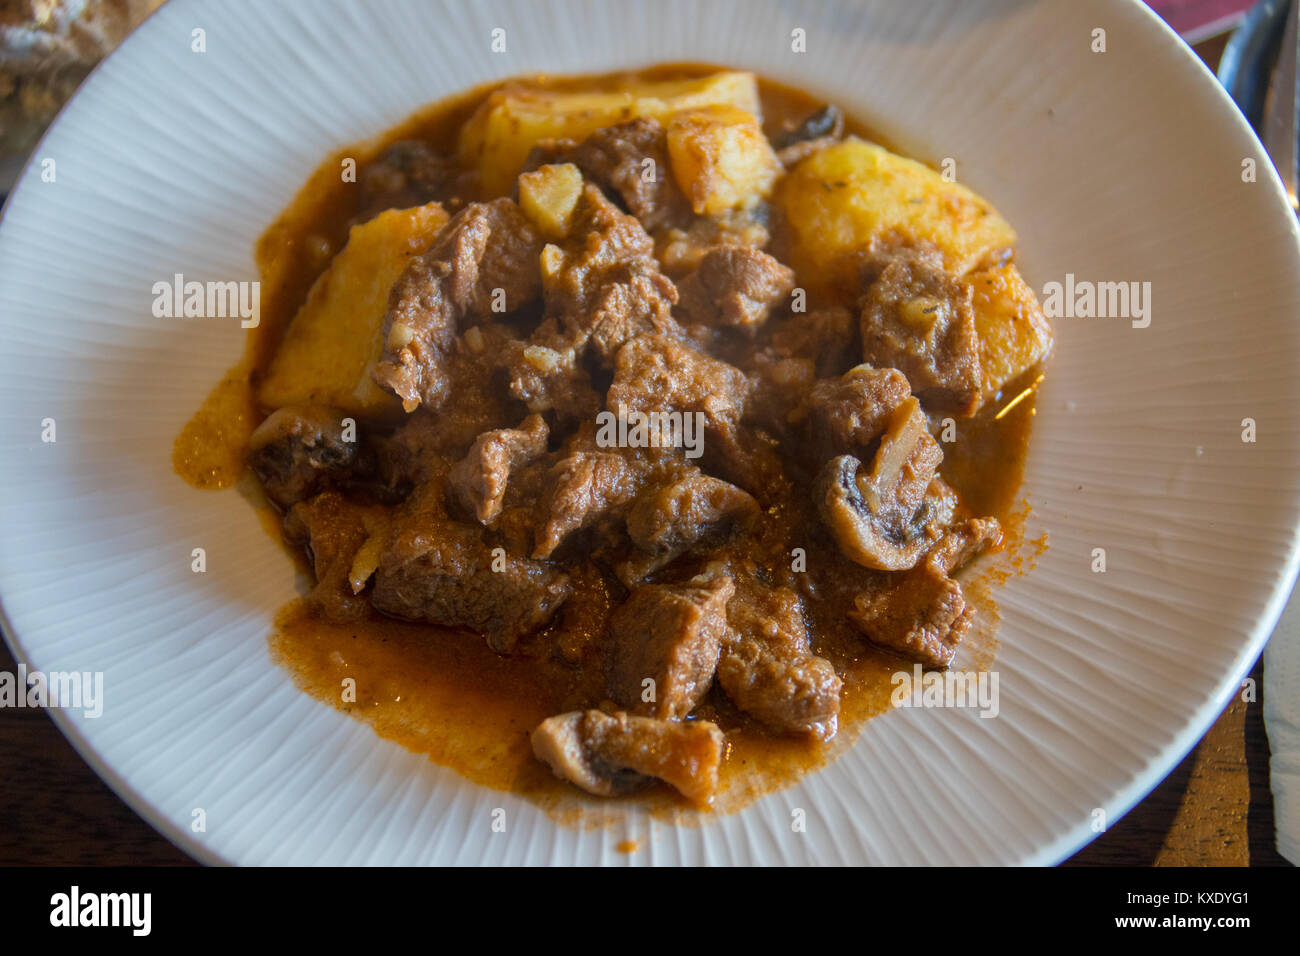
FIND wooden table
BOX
[1066,656,1288,865]
[0,30,1293,870]
[0,633,1289,866]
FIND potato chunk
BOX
[773,137,1016,298]
[258,202,449,418]
[666,105,781,215]
[518,162,583,239]
[459,71,762,196]
[969,264,1053,398]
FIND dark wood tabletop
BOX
[0,635,1288,866]
[0,29,1292,870]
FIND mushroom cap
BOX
[815,453,932,571]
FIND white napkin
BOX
[1266,581,1300,865]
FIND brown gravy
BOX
[175,63,1040,822]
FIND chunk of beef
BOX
[747,352,817,435]
[719,582,841,738]
[531,709,724,805]
[715,430,788,503]
[529,418,688,561]
[489,452,553,559]
[676,245,795,332]
[858,236,982,415]
[448,414,549,524]
[608,334,749,426]
[848,518,1002,668]
[927,516,1003,576]
[617,471,759,585]
[374,199,542,411]
[569,118,688,230]
[851,567,968,668]
[532,445,645,559]
[540,185,681,364]
[248,405,359,510]
[365,431,421,502]
[376,325,521,485]
[371,479,571,652]
[796,364,912,461]
[524,120,688,230]
[503,341,595,419]
[770,306,858,378]
[608,572,735,719]
[498,318,602,422]
[614,333,756,422]
[358,141,458,219]
[522,138,578,171]
[284,491,390,622]
[607,334,782,495]
[656,206,771,277]
[815,397,955,570]
[431,199,542,317]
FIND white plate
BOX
[2,0,1298,866]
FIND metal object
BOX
[1220,0,1300,208]
[1262,0,1299,207]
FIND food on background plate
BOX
[0,0,164,160]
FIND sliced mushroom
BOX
[529,711,649,797]
[814,397,953,570]
[530,709,725,805]
[774,105,845,166]
[774,105,845,150]
[248,404,359,510]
